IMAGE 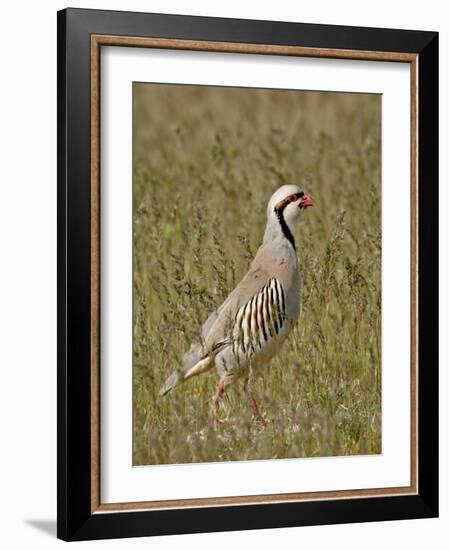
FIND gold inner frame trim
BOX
[90,34,419,514]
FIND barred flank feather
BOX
[233,278,286,356]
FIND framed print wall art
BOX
[57,8,438,541]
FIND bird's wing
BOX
[201,252,275,352]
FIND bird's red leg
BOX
[249,395,261,416]
[244,371,266,426]
[212,378,226,425]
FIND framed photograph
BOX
[57,8,438,541]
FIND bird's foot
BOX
[254,413,268,429]
[212,413,227,428]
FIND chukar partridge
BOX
[159,184,314,420]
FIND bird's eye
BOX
[287,194,298,202]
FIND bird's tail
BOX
[159,344,213,397]
[159,369,182,397]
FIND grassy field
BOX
[133,84,381,466]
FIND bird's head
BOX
[264,184,314,250]
[268,184,314,226]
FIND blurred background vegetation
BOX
[133,83,381,466]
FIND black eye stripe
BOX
[287,191,305,202]
[273,190,305,251]
[274,191,305,212]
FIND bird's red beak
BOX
[299,194,314,208]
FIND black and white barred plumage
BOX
[233,278,287,356]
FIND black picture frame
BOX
[57,7,438,541]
